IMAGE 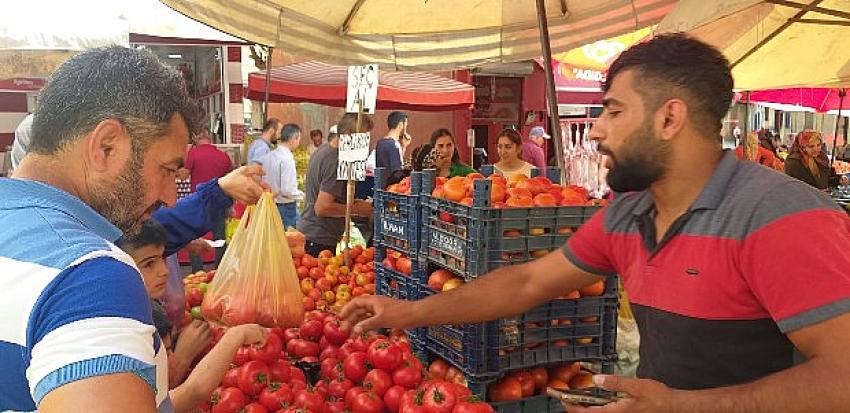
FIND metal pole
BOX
[743,91,751,160]
[535,0,566,183]
[830,89,846,170]
[263,47,274,124]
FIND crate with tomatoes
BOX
[420,169,604,279]
[374,246,428,343]
[373,168,427,258]
[421,268,617,378]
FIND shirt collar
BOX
[0,178,123,242]
[631,150,738,217]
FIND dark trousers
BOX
[306,240,336,258]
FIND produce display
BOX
[186,311,506,413]
[296,246,378,314]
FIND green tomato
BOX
[198,282,208,294]
[191,306,203,320]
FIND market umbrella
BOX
[657,0,850,90]
[161,0,676,178]
[747,88,848,113]
[246,61,474,111]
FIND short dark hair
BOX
[430,128,459,163]
[387,111,408,130]
[604,33,734,135]
[122,219,168,252]
[280,123,301,142]
[337,113,374,135]
[310,129,323,138]
[263,118,282,133]
[30,46,201,156]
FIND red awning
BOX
[247,61,474,112]
[557,89,603,106]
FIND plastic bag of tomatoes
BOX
[202,192,304,328]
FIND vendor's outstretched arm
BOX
[340,250,603,333]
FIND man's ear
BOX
[86,119,129,172]
[658,99,689,142]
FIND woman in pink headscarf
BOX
[784,130,844,190]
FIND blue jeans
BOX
[277,202,299,230]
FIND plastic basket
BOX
[373,169,425,257]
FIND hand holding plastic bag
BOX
[201,192,304,327]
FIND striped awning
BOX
[160,0,676,71]
[246,61,474,111]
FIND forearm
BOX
[673,356,850,413]
[174,332,243,409]
[317,200,370,218]
[154,179,233,256]
[168,351,194,388]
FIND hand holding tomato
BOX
[562,375,673,413]
[339,295,413,334]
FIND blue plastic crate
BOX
[373,169,425,257]
[376,264,418,301]
[423,276,619,378]
[465,362,617,413]
[420,171,602,278]
[375,245,427,293]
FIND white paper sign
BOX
[346,64,379,114]
[337,132,371,181]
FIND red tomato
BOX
[450,384,471,399]
[286,339,320,359]
[289,365,307,383]
[352,392,385,413]
[259,382,293,411]
[452,397,496,413]
[211,387,246,413]
[236,361,269,396]
[241,402,268,413]
[233,347,252,366]
[320,345,340,361]
[338,342,358,360]
[510,371,535,397]
[363,368,393,397]
[249,333,282,364]
[529,367,548,390]
[320,358,343,380]
[328,377,354,399]
[487,377,522,402]
[326,401,347,413]
[343,352,369,382]
[289,379,307,393]
[293,388,325,413]
[281,328,300,345]
[323,320,350,345]
[350,335,371,352]
[345,386,366,408]
[367,339,403,372]
[268,360,291,383]
[186,288,203,307]
[384,385,406,413]
[392,366,423,389]
[422,381,458,413]
[428,360,450,381]
[299,319,323,341]
[222,367,240,388]
[222,304,259,326]
[399,389,427,413]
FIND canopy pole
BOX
[830,88,846,170]
[263,47,274,124]
[743,91,751,160]
[535,0,566,183]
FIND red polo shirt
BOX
[562,151,850,390]
[185,144,233,192]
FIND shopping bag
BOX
[201,192,304,328]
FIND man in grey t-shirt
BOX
[298,114,374,256]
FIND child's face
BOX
[130,245,169,299]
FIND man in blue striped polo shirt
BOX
[0,46,202,412]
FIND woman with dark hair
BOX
[493,128,535,178]
[429,128,475,177]
[784,129,846,190]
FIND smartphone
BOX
[546,387,618,407]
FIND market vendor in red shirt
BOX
[341,33,850,412]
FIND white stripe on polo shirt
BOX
[0,257,58,346]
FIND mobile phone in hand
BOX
[546,387,617,407]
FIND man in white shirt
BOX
[261,123,304,228]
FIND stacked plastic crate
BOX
[417,168,619,412]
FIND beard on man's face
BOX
[87,149,150,238]
[601,118,670,193]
